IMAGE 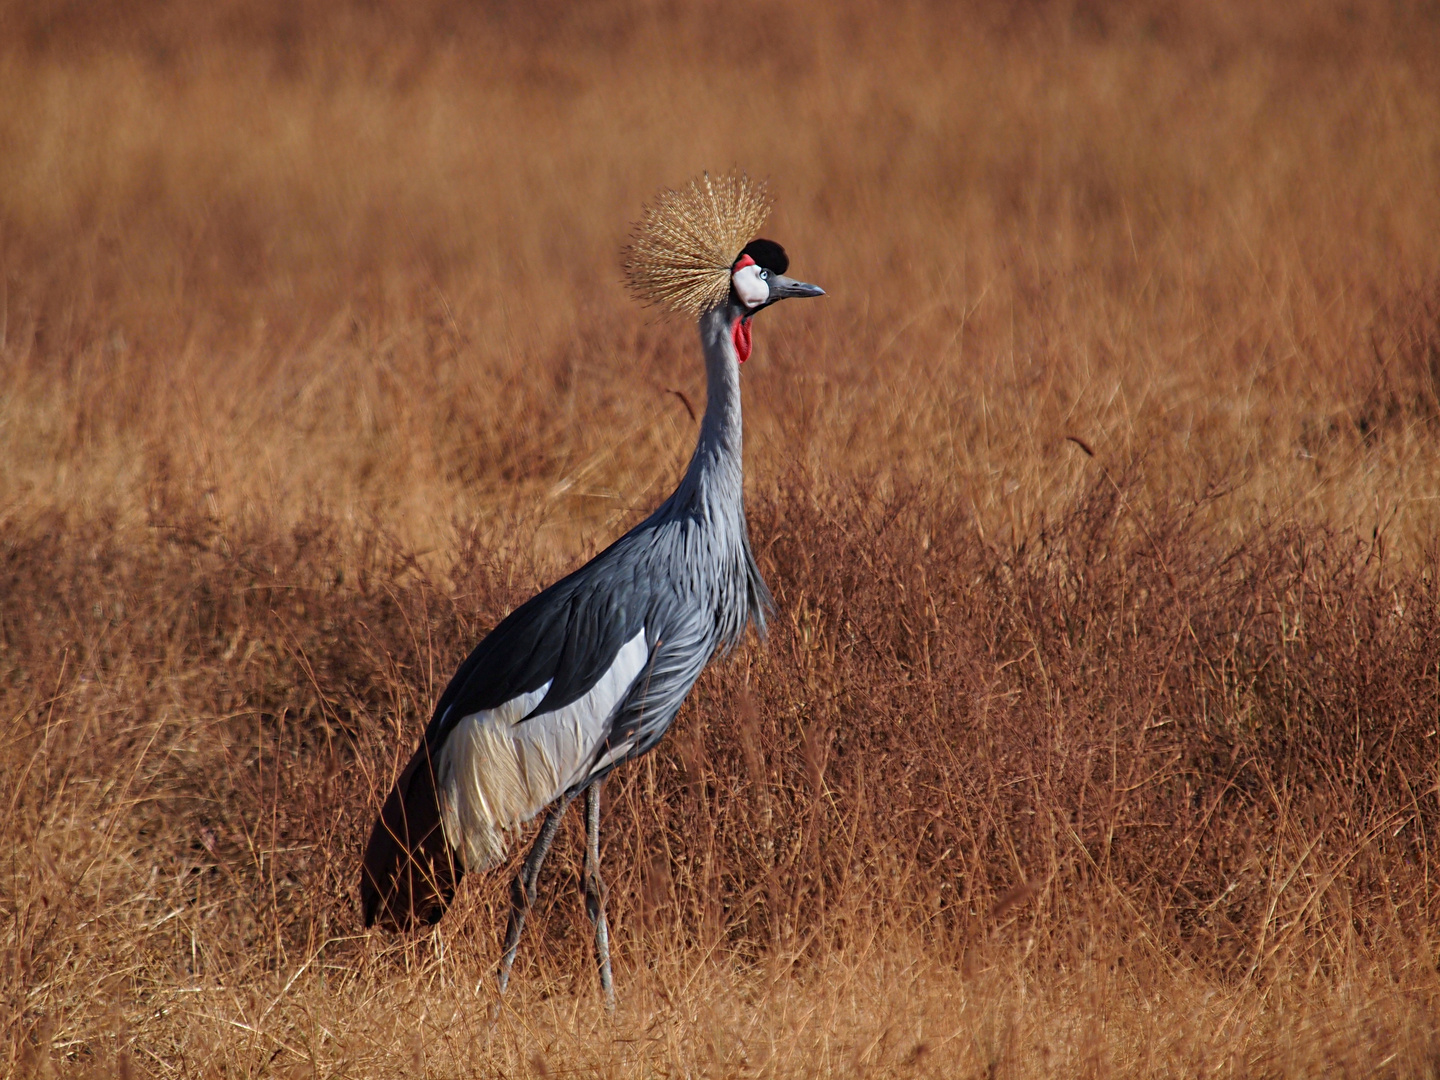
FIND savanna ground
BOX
[5,1,1440,1076]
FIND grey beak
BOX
[769,275,825,301]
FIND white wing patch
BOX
[435,629,648,872]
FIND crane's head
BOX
[726,238,824,362]
[623,171,824,361]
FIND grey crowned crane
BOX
[359,172,824,1002]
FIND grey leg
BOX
[583,779,615,1008]
[497,793,575,995]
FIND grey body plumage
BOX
[359,175,822,1005]
[427,304,770,784]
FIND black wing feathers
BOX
[367,550,652,930]
[426,549,649,742]
[360,741,459,929]
[530,582,637,717]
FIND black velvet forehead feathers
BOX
[736,238,789,275]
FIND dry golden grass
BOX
[5,1,1440,1076]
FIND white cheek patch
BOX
[732,263,769,308]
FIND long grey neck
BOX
[673,304,745,513]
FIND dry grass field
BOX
[5,1,1440,1076]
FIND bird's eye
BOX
[760,270,769,280]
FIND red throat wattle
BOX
[732,317,752,363]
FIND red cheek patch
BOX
[732,317,752,363]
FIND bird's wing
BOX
[426,552,651,744]
[435,625,649,871]
[362,550,654,926]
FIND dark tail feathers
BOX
[360,742,461,930]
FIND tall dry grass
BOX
[5,1,1440,1076]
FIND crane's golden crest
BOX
[623,171,772,316]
